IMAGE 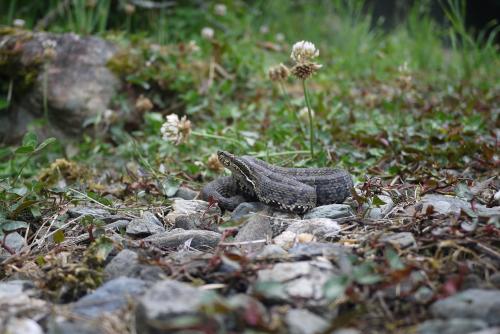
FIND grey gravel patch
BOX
[286,218,341,240]
[416,318,488,334]
[418,194,500,218]
[303,204,354,220]
[126,212,165,236]
[68,206,129,223]
[143,229,221,250]
[71,277,149,319]
[0,280,39,299]
[233,213,272,253]
[167,199,221,230]
[256,244,288,259]
[255,259,336,304]
[104,249,163,281]
[289,242,349,259]
[430,289,500,326]
[173,186,198,200]
[230,202,267,222]
[135,280,219,333]
[285,309,329,334]
[380,232,417,249]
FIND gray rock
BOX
[289,242,349,259]
[490,272,500,289]
[233,213,272,253]
[269,210,301,236]
[126,212,165,236]
[105,219,130,231]
[419,194,500,218]
[3,317,43,334]
[231,202,267,222]
[47,318,105,334]
[256,244,288,259]
[416,318,488,334]
[135,280,219,333]
[71,277,149,318]
[285,309,329,334]
[104,249,163,281]
[167,199,221,230]
[0,31,120,143]
[286,218,341,240]
[256,259,336,303]
[304,204,354,220]
[143,229,221,251]
[173,187,199,200]
[380,232,416,249]
[1,232,26,254]
[430,289,500,326]
[0,280,38,299]
[68,206,129,223]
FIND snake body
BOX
[200,151,353,213]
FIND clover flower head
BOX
[207,153,224,172]
[214,4,227,16]
[201,27,215,40]
[291,40,319,63]
[161,114,191,145]
[268,63,290,81]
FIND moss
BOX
[106,49,141,77]
[0,29,41,94]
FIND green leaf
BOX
[0,219,29,232]
[253,281,287,300]
[15,145,35,154]
[385,247,405,270]
[53,229,65,243]
[92,237,114,262]
[0,147,12,160]
[34,137,56,153]
[0,98,9,110]
[324,275,350,300]
[352,262,382,285]
[35,255,46,266]
[372,195,387,207]
[87,192,113,207]
[22,132,38,148]
[161,178,181,197]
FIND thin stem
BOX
[302,79,315,158]
[43,63,49,122]
[191,131,243,145]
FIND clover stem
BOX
[302,79,314,158]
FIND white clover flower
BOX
[161,114,191,145]
[291,40,319,63]
[275,33,285,42]
[13,19,25,28]
[259,25,269,34]
[214,4,227,16]
[201,27,215,40]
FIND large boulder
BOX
[0,29,120,143]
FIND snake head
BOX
[217,151,254,181]
[217,151,234,168]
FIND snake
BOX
[200,151,353,213]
